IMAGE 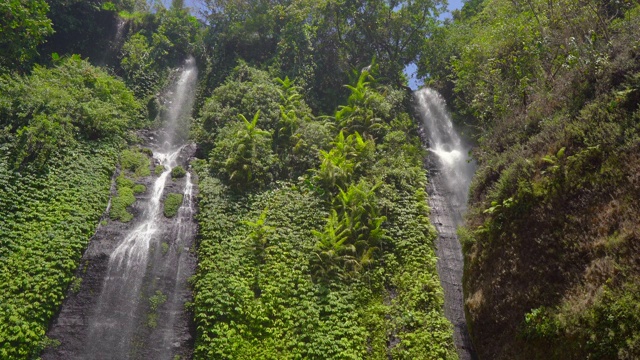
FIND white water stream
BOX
[82,57,198,359]
[415,88,477,359]
[416,88,475,216]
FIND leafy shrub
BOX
[171,165,186,179]
[0,0,53,71]
[313,131,375,193]
[110,187,136,222]
[110,172,144,222]
[0,57,141,168]
[155,164,165,175]
[209,111,277,191]
[313,181,387,279]
[288,120,332,176]
[120,148,151,178]
[194,64,294,157]
[163,193,183,218]
[149,290,167,311]
[192,74,455,359]
[147,290,167,329]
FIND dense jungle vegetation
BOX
[1,0,639,359]
[422,0,640,359]
[1,0,456,358]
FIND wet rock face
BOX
[43,144,198,360]
[414,89,478,360]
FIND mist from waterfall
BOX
[162,57,197,148]
[415,87,475,220]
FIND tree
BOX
[0,0,53,71]
[347,0,446,83]
[197,0,444,113]
[151,2,199,66]
[195,63,283,157]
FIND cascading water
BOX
[100,18,128,66]
[85,149,182,358]
[415,88,477,359]
[43,58,198,360]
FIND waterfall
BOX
[43,58,198,360]
[416,88,475,218]
[85,148,182,358]
[99,18,128,66]
[415,88,477,359]
[159,172,195,357]
[162,57,197,148]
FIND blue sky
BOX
[447,0,465,14]
[406,0,465,89]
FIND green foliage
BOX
[133,184,146,194]
[109,150,149,222]
[163,193,184,218]
[101,2,117,12]
[147,290,168,328]
[313,131,375,192]
[70,277,83,294]
[0,57,141,169]
[313,181,387,279]
[522,280,640,359]
[192,71,455,359]
[193,172,455,359]
[110,175,137,222]
[199,0,444,112]
[196,67,321,182]
[120,1,198,92]
[288,119,333,176]
[155,165,166,175]
[335,67,404,140]
[0,141,119,358]
[272,76,317,173]
[171,165,187,179]
[209,111,277,191]
[150,4,199,66]
[121,33,160,98]
[149,290,167,311]
[425,2,640,359]
[194,64,285,157]
[0,0,53,71]
[120,148,151,177]
[243,208,274,267]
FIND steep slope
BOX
[0,58,140,359]
[422,1,640,358]
[43,58,199,360]
[191,65,457,359]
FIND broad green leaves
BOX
[209,111,277,190]
[193,60,455,359]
